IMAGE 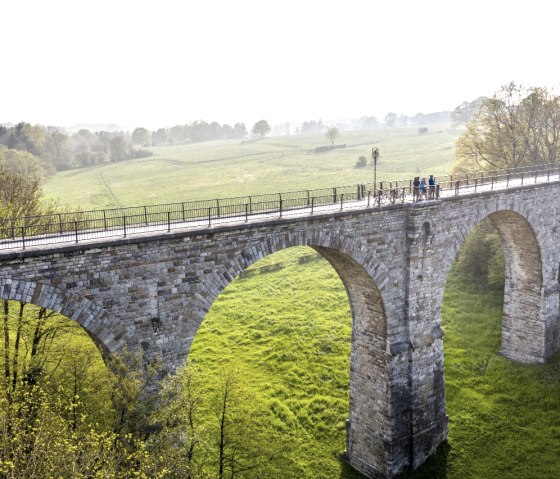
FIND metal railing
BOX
[1,164,559,251]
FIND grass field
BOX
[44,127,460,210]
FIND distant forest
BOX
[0,109,456,174]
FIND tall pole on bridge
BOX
[372,147,379,193]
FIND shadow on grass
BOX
[338,441,450,479]
[403,441,450,479]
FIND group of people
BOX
[412,174,437,201]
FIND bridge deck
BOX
[1,169,558,253]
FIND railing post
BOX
[75,221,79,243]
[103,210,107,230]
[474,178,478,192]
[367,191,371,208]
[58,213,63,235]
[249,196,252,214]
[402,187,406,202]
[167,211,171,232]
[311,196,315,214]
[340,193,344,210]
[377,190,381,206]
[123,215,127,237]
[144,206,148,225]
[333,187,337,204]
[466,173,469,187]
[306,190,310,206]
[182,203,186,222]
[245,203,249,222]
[208,207,212,227]
[491,177,494,190]
[435,184,440,199]
[279,198,283,218]
[21,227,25,250]
[481,172,484,185]
[216,199,220,218]
[356,184,361,200]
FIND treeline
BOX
[0,120,248,174]
[0,123,151,173]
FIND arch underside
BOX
[183,233,396,476]
[0,278,117,359]
[312,246,391,474]
[438,208,548,364]
[487,211,546,363]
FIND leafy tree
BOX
[325,127,340,145]
[232,123,247,139]
[152,128,169,146]
[456,219,504,289]
[110,135,129,161]
[451,97,485,128]
[360,116,379,129]
[300,119,324,133]
[454,83,560,173]
[251,120,271,139]
[0,150,57,221]
[132,127,151,147]
[384,112,397,127]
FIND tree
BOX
[132,127,151,147]
[232,123,247,139]
[451,97,485,128]
[110,135,129,161]
[454,83,560,173]
[152,128,169,146]
[325,127,340,146]
[384,112,397,127]
[251,120,271,139]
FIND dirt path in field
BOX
[97,170,122,207]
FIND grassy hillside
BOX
[44,127,459,210]
[190,248,560,479]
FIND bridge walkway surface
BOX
[0,166,558,252]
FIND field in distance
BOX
[44,126,460,211]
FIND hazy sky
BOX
[2,0,558,130]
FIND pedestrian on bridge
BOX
[428,175,436,199]
[413,177,420,202]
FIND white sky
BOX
[1,0,558,130]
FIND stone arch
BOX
[182,230,393,476]
[0,278,123,358]
[438,208,545,363]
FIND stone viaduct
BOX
[0,181,559,478]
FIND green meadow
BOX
[189,248,560,479]
[39,128,559,477]
[44,127,459,210]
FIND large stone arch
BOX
[0,278,122,358]
[436,207,546,363]
[180,230,396,477]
